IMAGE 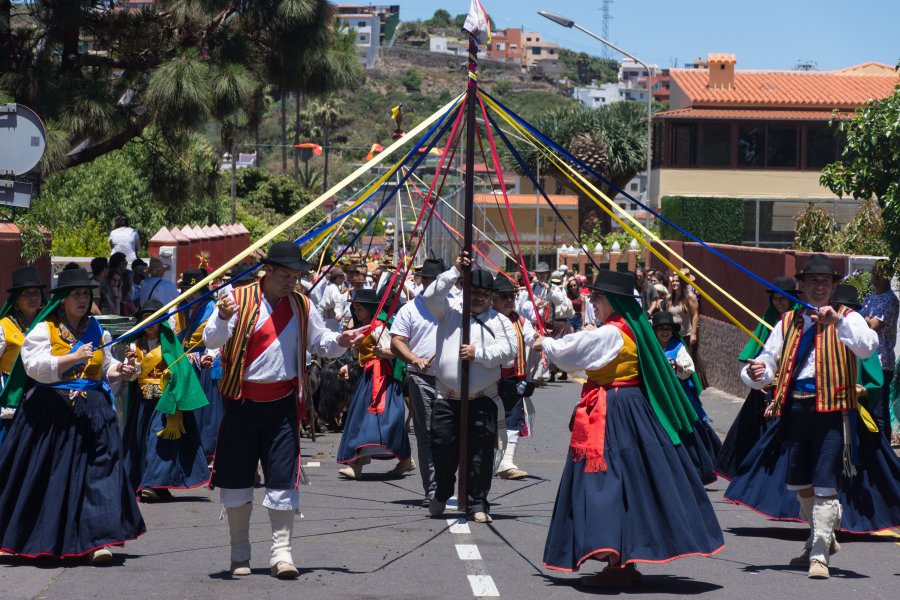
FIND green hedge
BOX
[659,196,744,244]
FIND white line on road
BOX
[467,574,500,597]
[304,461,321,467]
[448,518,471,534]
[455,544,482,560]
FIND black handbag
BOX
[498,378,535,412]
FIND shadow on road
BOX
[539,572,724,595]
[741,563,869,579]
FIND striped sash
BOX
[771,306,858,416]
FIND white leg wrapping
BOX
[498,431,520,473]
[225,503,252,564]
[810,498,841,565]
[268,508,296,568]
[797,493,815,549]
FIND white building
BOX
[342,13,381,69]
[573,81,624,109]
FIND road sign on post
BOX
[0,103,47,210]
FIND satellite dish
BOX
[0,104,47,176]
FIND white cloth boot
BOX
[497,431,527,479]
[809,497,841,578]
[268,508,299,578]
[789,494,815,566]
[226,503,253,576]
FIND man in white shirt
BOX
[139,257,179,307]
[390,258,444,506]
[424,252,516,524]
[318,268,349,331]
[203,242,363,579]
[740,254,877,579]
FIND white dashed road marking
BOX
[445,497,500,598]
[303,461,321,467]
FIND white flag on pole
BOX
[462,0,492,44]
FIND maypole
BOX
[457,0,488,515]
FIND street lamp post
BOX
[538,11,654,228]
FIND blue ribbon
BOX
[61,317,104,378]
[481,91,815,311]
[100,96,465,350]
[38,377,116,411]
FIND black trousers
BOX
[430,395,497,514]
[785,398,843,490]
[869,369,894,443]
[210,395,300,490]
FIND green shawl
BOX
[0,291,70,409]
[127,321,209,415]
[737,303,781,363]
[607,294,697,445]
[856,354,884,412]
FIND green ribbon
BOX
[607,294,697,445]
[737,302,781,363]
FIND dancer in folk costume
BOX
[651,311,722,485]
[336,289,413,479]
[492,274,538,480]
[121,300,210,502]
[203,242,362,578]
[727,255,886,579]
[715,275,798,479]
[0,267,46,447]
[0,269,144,564]
[172,269,222,460]
[537,270,723,588]
[726,276,900,578]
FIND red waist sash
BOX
[569,378,639,472]
[240,378,298,402]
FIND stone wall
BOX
[698,315,748,398]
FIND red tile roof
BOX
[475,193,578,207]
[670,69,898,109]
[654,107,855,121]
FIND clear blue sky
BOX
[390,0,899,71]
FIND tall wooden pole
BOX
[457,33,478,515]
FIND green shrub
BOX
[793,202,838,252]
[659,196,744,244]
[401,68,422,92]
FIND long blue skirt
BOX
[336,370,411,463]
[121,393,210,494]
[681,417,722,485]
[715,388,770,480]
[194,367,223,458]
[0,388,146,558]
[0,373,11,447]
[543,386,724,572]
[724,416,900,533]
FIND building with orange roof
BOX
[651,53,898,245]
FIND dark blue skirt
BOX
[0,388,146,558]
[121,392,210,494]
[715,388,770,480]
[0,374,11,448]
[195,367,223,458]
[336,369,411,463]
[681,417,722,485]
[543,386,724,572]
[724,415,900,533]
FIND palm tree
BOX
[515,102,648,235]
[312,97,343,193]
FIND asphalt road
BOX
[1,379,898,600]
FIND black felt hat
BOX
[180,269,210,291]
[831,284,861,310]
[651,311,681,334]
[53,268,99,293]
[766,275,799,296]
[420,258,446,279]
[134,299,165,321]
[351,288,379,305]
[493,274,517,294]
[471,269,494,290]
[262,241,313,272]
[227,262,256,287]
[586,269,637,298]
[8,266,47,293]
[796,254,840,280]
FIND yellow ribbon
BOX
[119,94,466,341]
[481,93,767,346]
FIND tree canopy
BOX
[1,0,358,176]
[820,78,900,265]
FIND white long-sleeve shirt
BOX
[424,266,516,395]
[21,322,126,384]
[203,293,345,384]
[672,343,694,380]
[740,310,878,390]
[542,324,625,373]
[318,282,351,331]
